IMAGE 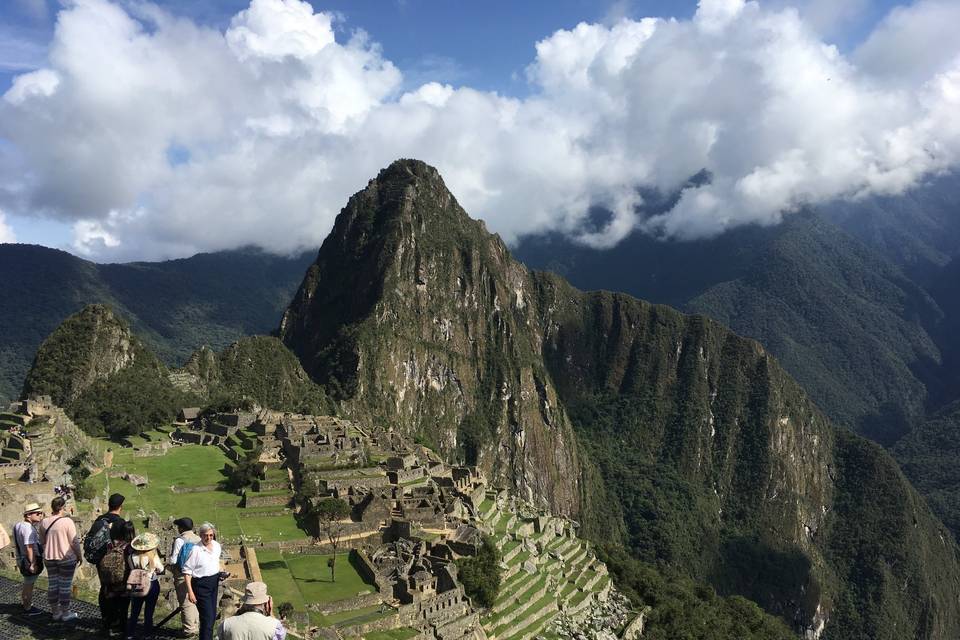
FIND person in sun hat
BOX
[14,502,45,615]
[126,531,165,639]
[216,581,287,640]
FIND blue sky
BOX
[1,0,954,260]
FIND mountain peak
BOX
[21,304,140,405]
[375,157,445,186]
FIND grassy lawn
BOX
[285,553,376,603]
[237,515,305,540]
[84,442,305,543]
[258,550,379,620]
[256,549,306,609]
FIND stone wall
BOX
[309,591,382,615]
[245,493,290,508]
[171,484,222,494]
[326,475,391,491]
[0,463,28,481]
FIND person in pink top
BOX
[39,496,83,622]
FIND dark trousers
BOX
[192,575,219,640]
[98,589,129,634]
[127,580,160,638]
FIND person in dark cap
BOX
[167,517,200,637]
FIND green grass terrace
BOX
[84,439,305,543]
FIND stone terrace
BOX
[475,494,612,640]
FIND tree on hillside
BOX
[457,535,502,608]
[315,498,351,582]
[225,447,263,494]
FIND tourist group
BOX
[10,493,287,640]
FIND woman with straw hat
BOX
[126,531,165,639]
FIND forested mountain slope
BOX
[515,211,942,444]
[280,159,960,638]
[0,244,313,405]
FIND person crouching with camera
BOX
[217,581,286,640]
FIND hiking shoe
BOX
[23,606,44,616]
[60,611,79,622]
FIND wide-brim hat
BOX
[242,581,270,606]
[23,502,42,515]
[131,532,160,552]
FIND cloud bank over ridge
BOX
[2,0,960,260]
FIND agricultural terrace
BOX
[82,429,304,543]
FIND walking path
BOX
[0,575,181,639]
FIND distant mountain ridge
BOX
[0,244,314,405]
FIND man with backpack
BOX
[13,502,45,615]
[87,494,126,630]
[85,493,126,565]
[167,517,201,638]
[97,520,133,637]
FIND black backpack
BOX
[84,516,112,564]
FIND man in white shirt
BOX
[14,503,44,615]
[166,517,201,637]
[217,582,287,640]
[182,522,222,640]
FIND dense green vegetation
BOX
[456,535,502,608]
[0,244,313,406]
[226,447,263,493]
[20,304,197,437]
[519,212,940,445]
[893,402,960,536]
[20,306,330,438]
[598,546,795,640]
[70,353,195,437]
[205,336,333,415]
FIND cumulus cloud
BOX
[854,0,960,85]
[0,211,16,243]
[1,0,959,260]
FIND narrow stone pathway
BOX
[0,575,181,639]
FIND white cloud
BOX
[4,68,59,104]
[0,211,16,244]
[855,0,960,85]
[1,0,959,260]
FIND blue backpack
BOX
[176,540,196,570]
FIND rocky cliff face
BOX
[282,159,960,637]
[21,304,141,404]
[281,160,580,514]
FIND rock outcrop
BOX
[21,304,142,405]
[281,160,581,516]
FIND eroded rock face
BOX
[281,160,580,515]
[21,304,138,404]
